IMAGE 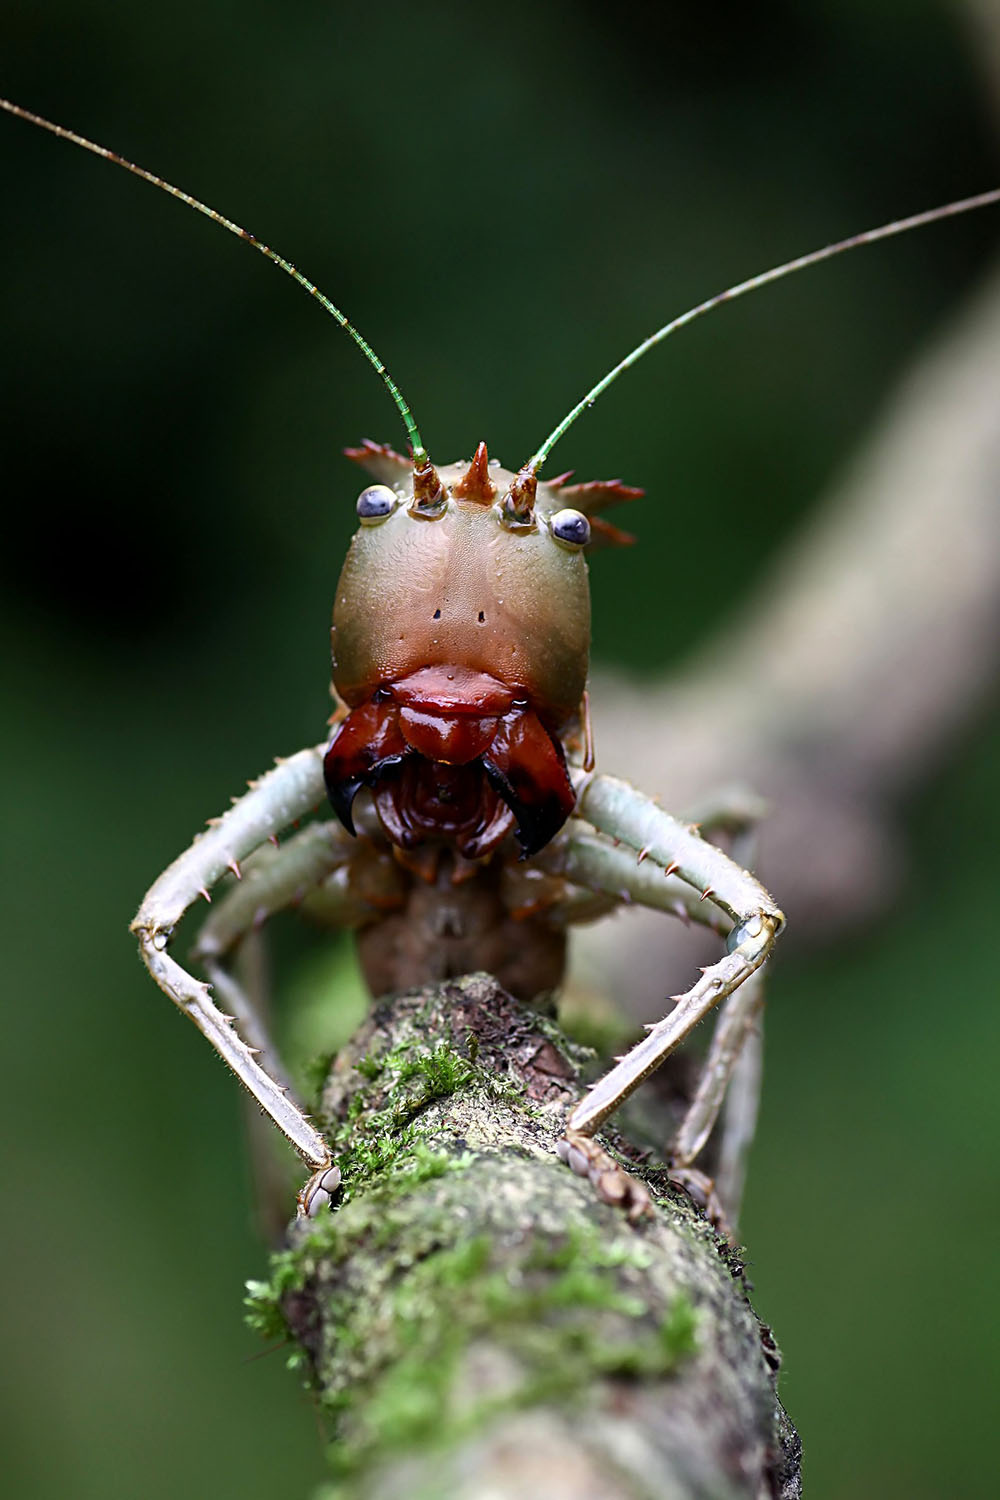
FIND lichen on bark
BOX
[245,972,801,1499]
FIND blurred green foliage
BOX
[1,3,998,1496]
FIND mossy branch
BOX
[246,973,800,1500]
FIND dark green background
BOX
[2,3,998,1495]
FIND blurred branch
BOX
[257,974,800,1500]
[576,257,1000,1011]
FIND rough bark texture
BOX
[247,973,800,1500]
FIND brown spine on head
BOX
[409,456,447,517]
[452,441,496,505]
[499,465,537,529]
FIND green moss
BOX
[660,1293,699,1359]
[394,1042,477,1096]
[243,1277,290,1345]
[246,988,705,1489]
[244,1213,339,1345]
[329,1222,696,1480]
[321,1037,523,1201]
[353,1052,383,1081]
[249,1183,699,1488]
[243,1144,480,1352]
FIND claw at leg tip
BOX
[298,1163,342,1218]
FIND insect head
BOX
[324,441,637,859]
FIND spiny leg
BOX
[537,820,751,1218]
[573,770,782,941]
[226,929,300,1243]
[191,820,368,1225]
[131,746,348,1214]
[543,808,767,1175]
[668,812,768,1225]
[541,772,783,1208]
[199,947,294,1096]
[668,969,765,1229]
[543,817,768,1217]
[192,819,363,1098]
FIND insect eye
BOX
[356,484,397,523]
[549,508,591,549]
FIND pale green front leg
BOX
[559,771,784,1139]
[190,817,372,1219]
[574,771,783,932]
[131,746,336,1195]
[669,811,767,1223]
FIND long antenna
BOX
[526,187,1000,475]
[0,98,427,462]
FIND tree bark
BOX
[247,973,800,1500]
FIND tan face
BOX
[332,460,591,728]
